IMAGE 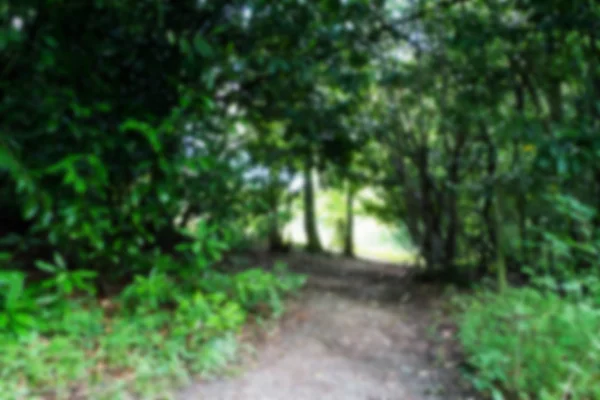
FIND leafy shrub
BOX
[0,270,38,336]
[36,253,97,300]
[233,264,306,317]
[0,258,306,399]
[175,220,232,273]
[120,268,177,311]
[197,262,306,318]
[173,291,247,342]
[273,261,308,292]
[457,287,600,399]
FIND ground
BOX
[178,254,472,400]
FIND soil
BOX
[178,253,475,400]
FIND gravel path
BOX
[178,254,471,400]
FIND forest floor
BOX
[178,253,473,400]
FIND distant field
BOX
[284,188,418,264]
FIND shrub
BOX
[197,262,307,318]
[457,287,600,399]
[0,270,39,336]
[0,258,306,400]
[120,268,177,312]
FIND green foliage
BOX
[233,263,307,317]
[120,269,177,311]
[0,259,306,399]
[362,0,600,285]
[36,253,97,299]
[0,270,38,336]
[527,194,599,280]
[196,262,307,319]
[1,0,383,277]
[457,288,600,399]
[455,194,600,399]
[6,0,599,398]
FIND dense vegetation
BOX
[1,0,599,398]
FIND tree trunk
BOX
[416,145,443,271]
[393,155,422,249]
[514,83,529,265]
[546,31,564,124]
[303,157,323,253]
[589,30,600,233]
[480,123,497,277]
[268,197,286,252]
[444,158,459,272]
[594,169,600,232]
[494,190,508,293]
[343,182,355,258]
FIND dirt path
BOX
[179,254,471,400]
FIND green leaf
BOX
[120,119,162,152]
[23,198,38,220]
[4,274,25,308]
[53,253,67,269]
[13,313,35,329]
[193,33,213,58]
[96,102,112,112]
[35,260,57,274]
[166,30,176,44]
[43,36,58,48]
[179,37,191,55]
[159,191,170,203]
[491,388,504,400]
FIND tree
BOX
[0,0,387,272]
[359,0,600,283]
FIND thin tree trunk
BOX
[303,156,323,253]
[514,82,529,265]
[343,182,355,258]
[494,190,508,293]
[268,196,285,252]
[588,30,600,233]
[444,157,459,272]
[590,28,600,121]
[417,145,442,271]
[546,31,563,124]
[480,123,497,276]
[393,155,422,247]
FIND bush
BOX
[0,270,38,336]
[457,287,600,399]
[233,264,307,317]
[0,258,306,400]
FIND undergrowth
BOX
[0,255,306,400]
[456,285,600,400]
